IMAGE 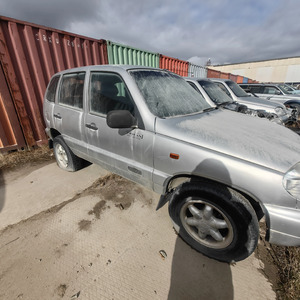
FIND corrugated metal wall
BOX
[229,74,238,82]
[0,63,26,152]
[159,55,189,76]
[207,68,221,78]
[187,63,207,78]
[0,16,108,151]
[220,72,230,79]
[107,40,159,67]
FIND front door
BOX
[83,71,154,190]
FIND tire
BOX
[53,135,83,172]
[168,180,259,263]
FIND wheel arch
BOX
[157,174,264,221]
[284,100,300,108]
[47,129,62,149]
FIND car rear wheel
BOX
[53,136,83,172]
[168,180,259,263]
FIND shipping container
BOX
[207,68,221,78]
[107,40,159,68]
[160,55,189,77]
[0,63,26,152]
[0,15,108,151]
[243,77,249,83]
[187,63,207,78]
[220,72,230,79]
[229,74,238,82]
[236,75,244,84]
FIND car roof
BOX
[209,78,232,83]
[185,77,212,82]
[53,64,163,75]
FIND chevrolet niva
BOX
[43,65,300,262]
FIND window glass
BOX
[130,70,210,118]
[278,84,293,94]
[263,86,278,95]
[225,81,249,97]
[215,83,232,98]
[248,86,261,93]
[58,72,85,109]
[45,76,60,102]
[89,72,134,115]
[199,80,233,104]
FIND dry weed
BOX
[0,146,54,171]
[269,245,300,300]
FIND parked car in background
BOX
[185,78,283,123]
[239,83,300,113]
[44,65,300,263]
[210,78,297,126]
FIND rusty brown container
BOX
[220,72,230,79]
[0,64,26,152]
[0,16,108,150]
[236,75,244,84]
[229,74,238,82]
[207,68,221,78]
[159,54,189,77]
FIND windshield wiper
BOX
[203,107,218,112]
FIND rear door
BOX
[83,71,154,189]
[53,72,88,156]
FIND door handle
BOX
[54,113,62,119]
[85,123,98,130]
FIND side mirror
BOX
[275,90,281,95]
[106,110,137,129]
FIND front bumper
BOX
[265,204,300,246]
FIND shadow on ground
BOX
[168,236,233,300]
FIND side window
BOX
[215,83,232,98]
[248,85,261,93]
[45,75,60,102]
[188,82,201,93]
[58,72,85,109]
[263,86,279,95]
[89,72,134,115]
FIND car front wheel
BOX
[168,180,259,263]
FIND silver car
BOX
[43,65,300,263]
[185,77,286,123]
[240,83,300,113]
[211,78,297,125]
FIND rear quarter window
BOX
[45,75,60,102]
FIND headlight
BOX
[274,107,285,116]
[270,117,283,125]
[283,162,300,199]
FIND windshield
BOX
[130,70,211,118]
[198,80,233,105]
[278,84,294,94]
[226,80,250,97]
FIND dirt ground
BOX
[0,161,277,300]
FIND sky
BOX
[1,0,299,66]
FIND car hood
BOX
[237,95,285,110]
[155,109,300,173]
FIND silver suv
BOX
[43,65,300,263]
